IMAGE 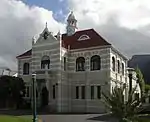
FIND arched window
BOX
[122,63,124,75]
[91,55,101,71]
[112,57,115,72]
[23,63,29,75]
[78,35,90,41]
[117,60,120,73]
[76,57,85,71]
[41,56,50,69]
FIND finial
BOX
[46,22,47,28]
[57,30,61,35]
[32,36,35,45]
[57,30,61,41]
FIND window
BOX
[41,56,50,69]
[112,57,115,71]
[64,57,66,71]
[91,55,101,71]
[76,86,79,99]
[97,86,101,99]
[53,85,55,99]
[122,63,124,75]
[76,57,85,71]
[23,63,29,75]
[91,86,94,99]
[36,89,38,98]
[81,86,85,99]
[117,60,120,73]
[78,35,90,41]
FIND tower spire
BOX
[66,11,77,36]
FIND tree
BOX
[103,85,143,122]
[135,67,145,98]
[0,76,25,109]
[145,84,150,93]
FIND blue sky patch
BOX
[22,0,69,22]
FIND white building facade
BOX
[16,12,141,113]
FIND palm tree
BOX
[135,67,145,98]
[103,85,143,122]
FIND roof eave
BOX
[110,46,128,60]
[16,56,31,59]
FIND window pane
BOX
[76,86,79,99]
[81,86,85,99]
[91,55,100,70]
[53,85,55,99]
[23,63,29,75]
[26,86,30,97]
[122,63,124,75]
[112,57,115,71]
[91,86,94,99]
[41,56,50,69]
[76,57,85,71]
[97,86,101,99]
[64,57,66,71]
[36,89,38,98]
[118,60,120,73]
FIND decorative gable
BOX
[34,27,58,45]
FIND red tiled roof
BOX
[16,29,111,58]
[16,49,32,58]
[62,29,111,49]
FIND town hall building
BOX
[16,12,141,113]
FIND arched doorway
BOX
[41,86,49,107]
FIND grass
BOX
[0,115,32,122]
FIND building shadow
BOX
[87,114,119,122]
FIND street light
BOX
[127,68,134,94]
[32,73,37,122]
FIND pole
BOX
[32,74,37,122]
[129,73,132,94]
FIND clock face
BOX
[67,26,74,34]
[67,26,72,32]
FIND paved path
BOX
[40,114,118,122]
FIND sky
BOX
[1,0,150,71]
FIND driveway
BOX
[40,114,118,122]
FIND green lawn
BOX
[0,115,32,122]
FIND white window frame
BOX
[78,35,90,41]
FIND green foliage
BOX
[103,85,143,122]
[145,84,150,93]
[0,76,25,108]
[135,67,145,97]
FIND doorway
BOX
[41,86,49,107]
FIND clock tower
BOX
[66,11,77,36]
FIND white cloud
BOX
[68,0,150,29]
[0,0,65,70]
[67,0,150,57]
[1,0,150,71]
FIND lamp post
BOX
[32,73,37,122]
[127,68,134,94]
